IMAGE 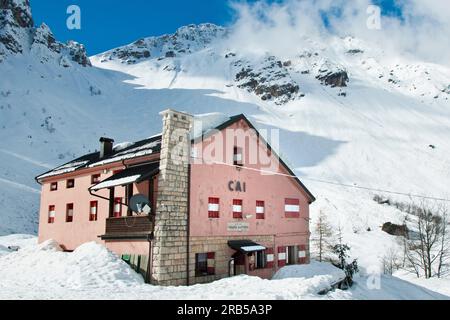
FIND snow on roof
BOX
[91,175,141,191]
[37,160,89,179]
[88,140,160,168]
[36,135,162,181]
[113,141,134,151]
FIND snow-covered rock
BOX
[0,0,90,66]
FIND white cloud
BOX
[224,0,450,65]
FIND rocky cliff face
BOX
[0,0,90,66]
[97,23,227,65]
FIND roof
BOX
[90,162,160,191]
[35,113,316,203]
[194,114,316,203]
[36,135,162,181]
[228,240,266,253]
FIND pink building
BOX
[36,109,315,286]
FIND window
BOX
[195,252,215,277]
[50,182,58,191]
[208,197,220,218]
[284,198,300,218]
[66,203,74,222]
[89,201,98,221]
[91,174,101,184]
[232,199,243,219]
[256,200,265,219]
[298,245,307,264]
[114,197,122,218]
[48,205,55,224]
[233,146,243,166]
[66,179,75,189]
[255,250,267,269]
[113,169,123,175]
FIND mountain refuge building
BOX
[36,109,315,286]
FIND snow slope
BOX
[1,0,450,285]
[0,236,446,300]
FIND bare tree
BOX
[437,207,449,278]
[382,247,401,275]
[404,200,449,278]
[312,210,333,262]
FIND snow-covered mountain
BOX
[1,0,450,274]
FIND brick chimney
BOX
[151,109,193,286]
[99,137,114,158]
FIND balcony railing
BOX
[101,215,153,240]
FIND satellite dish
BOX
[129,194,151,215]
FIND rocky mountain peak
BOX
[0,0,91,67]
[0,0,33,28]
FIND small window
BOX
[89,201,98,221]
[232,199,243,219]
[233,146,243,166]
[255,250,267,269]
[195,252,215,277]
[91,174,101,184]
[208,197,220,218]
[284,198,300,218]
[66,203,74,222]
[50,182,58,191]
[114,197,122,218]
[256,200,265,219]
[66,179,75,189]
[48,205,55,224]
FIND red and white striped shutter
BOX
[233,199,243,219]
[207,252,215,275]
[114,197,122,218]
[285,198,300,218]
[256,201,265,219]
[208,197,219,218]
[298,245,307,264]
[277,246,286,267]
[90,201,98,221]
[48,205,55,223]
[266,248,274,268]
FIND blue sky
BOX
[31,0,402,55]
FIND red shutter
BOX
[248,253,255,271]
[256,200,265,219]
[89,201,98,221]
[208,197,219,218]
[266,248,274,268]
[298,245,307,264]
[285,198,300,218]
[207,252,215,275]
[114,197,122,218]
[66,203,74,222]
[233,199,243,219]
[277,246,286,267]
[48,205,55,224]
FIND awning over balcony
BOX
[228,240,266,253]
[90,162,159,191]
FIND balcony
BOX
[100,215,153,240]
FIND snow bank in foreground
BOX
[273,261,345,281]
[0,236,448,300]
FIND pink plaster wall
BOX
[37,162,153,252]
[189,119,311,248]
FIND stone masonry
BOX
[151,109,193,286]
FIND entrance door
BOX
[233,253,246,275]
